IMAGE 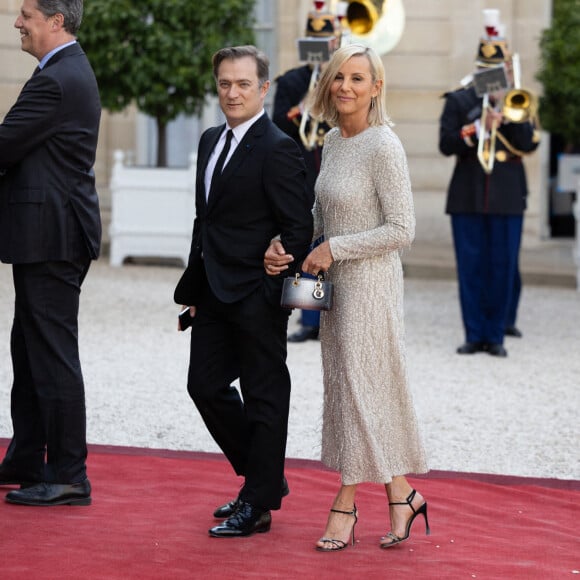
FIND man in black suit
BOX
[0,0,101,506]
[174,46,313,537]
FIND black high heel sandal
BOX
[380,489,430,548]
[316,505,358,552]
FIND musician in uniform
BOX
[438,14,540,357]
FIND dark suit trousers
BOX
[4,259,91,483]
[187,271,291,512]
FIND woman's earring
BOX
[371,97,376,109]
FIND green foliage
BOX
[536,0,580,146]
[78,0,256,165]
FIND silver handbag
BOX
[280,273,334,311]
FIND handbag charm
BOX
[312,277,326,300]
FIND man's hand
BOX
[485,107,503,131]
[264,239,294,276]
[178,306,196,331]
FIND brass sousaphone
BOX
[344,0,405,55]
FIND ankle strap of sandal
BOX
[388,489,417,511]
[330,505,357,517]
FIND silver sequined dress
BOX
[314,125,428,485]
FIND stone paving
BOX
[0,259,578,481]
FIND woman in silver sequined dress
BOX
[265,44,429,551]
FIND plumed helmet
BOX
[475,9,511,67]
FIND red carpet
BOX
[0,441,578,579]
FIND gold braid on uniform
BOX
[495,127,541,158]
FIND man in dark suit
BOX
[0,0,101,506]
[174,45,313,537]
[439,17,539,358]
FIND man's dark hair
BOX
[212,45,270,87]
[37,0,83,35]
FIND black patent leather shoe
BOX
[456,342,485,354]
[487,343,508,357]
[0,463,41,487]
[5,479,91,506]
[213,498,240,519]
[213,476,289,519]
[209,501,271,537]
[287,326,319,343]
[505,326,522,338]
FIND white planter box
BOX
[108,150,196,266]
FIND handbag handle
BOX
[296,261,325,281]
[292,271,325,284]
[292,272,326,300]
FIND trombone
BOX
[477,92,498,174]
[298,62,322,151]
[503,53,538,124]
[476,54,538,174]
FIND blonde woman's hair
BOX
[310,44,391,127]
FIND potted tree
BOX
[536,0,580,150]
[78,0,256,265]
[536,0,580,285]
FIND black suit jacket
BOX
[439,86,539,216]
[175,113,313,306]
[0,43,102,263]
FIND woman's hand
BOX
[264,239,294,276]
[302,241,333,276]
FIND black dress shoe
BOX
[456,342,485,354]
[487,343,508,357]
[5,479,91,506]
[0,463,41,487]
[287,326,319,343]
[505,326,523,338]
[209,501,271,537]
[213,476,289,519]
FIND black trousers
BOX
[187,273,291,512]
[3,259,91,483]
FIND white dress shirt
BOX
[204,109,265,200]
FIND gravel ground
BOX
[1,259,578,481]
